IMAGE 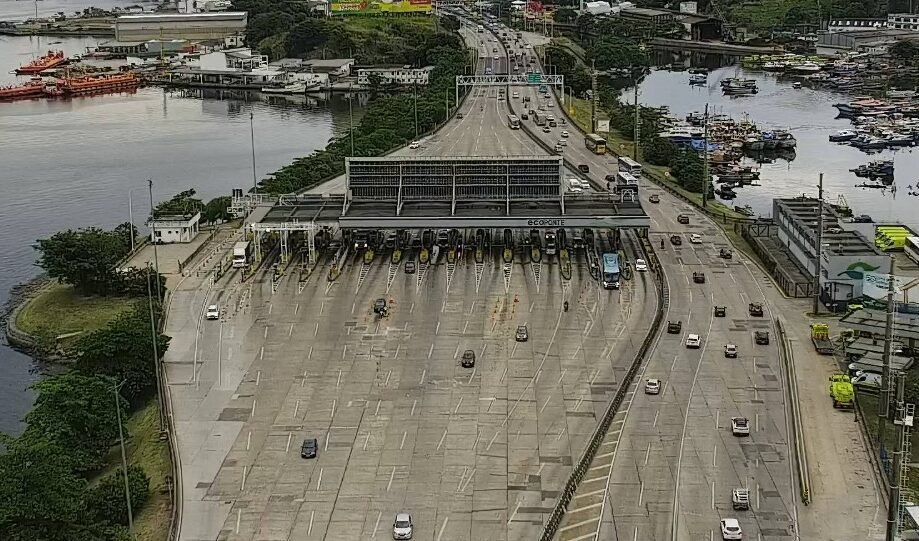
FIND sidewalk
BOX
[776,300,885,540]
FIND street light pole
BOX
[146,262,166,433]
[813,173,824,315]
[113,380,135,538]
[250,111,258,195]
[348,84,355,156]
[147,179,161,302]
[413,83,419,139]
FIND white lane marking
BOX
[363,432,370,451]
[295,302,299,315]
[285,432,292,453]
[288,323,294,337]
[330,399,336,419]
[420,369,426,385]
[268,303,273,315]
[372,511,382,539]
[316,467,323,491]
[384,370,392,386]
[337,369,343,388]
[558,368,567,384]
[263,325,268,338]
[463,320,469,333]
[428,343,434,359]
[540,396,551,414]
[411,400,417,416]
[388,467,396,491]
[652,410,659,428]
[638,481,644,506]
[259,346,264,361]
[250,399,257,418]
[400,431,407,450]
[235,509,241,533]
[644,442,651,466]
[435,518,449,541]
[508,501,522,525]
[255,370,261,386]
[314,322,319,336]
[454,397,463,414]
[711,480,716,509]
[486,431,499,451]
[712,444,717,467]
[342,344,348,360]
[467,368,476,385]
[437,429,448,450]
[295,399,300,417]
[246,431,251,450]
[375,400,381,416]
[240,465,247,491]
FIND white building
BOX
[888,13,919,31]
[115,12,247,42]
[196,48,269,71]
[149,213,200,244]
[357,66,435,86]
[269,58,354,78]
[177,0,233,13]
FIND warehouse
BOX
[114,12,247,42]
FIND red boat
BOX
[0,78,47,100]
[60,72,140,95]
[15,50,67,75]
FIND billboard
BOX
[330,0,432,14]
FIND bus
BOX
[533,111,546,126]
[585,133,607,155]
[601,253,621,289]
[232,241,252,268]
[618,156,642,176]
[477,24,484,33]
[616,171,639,186]
[906,236,919,265]
[507,114,520,129]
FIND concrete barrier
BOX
[777,318,812,505]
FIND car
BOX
[546,101,554,107]
[720,518,743,540]
[714,305,726,317]
[409,141,420,149]
[670,235,682,246]
[748,302,764,316]
[644,378,661,395]
[724,344,738,358]
[561,130,569,137]
[667,320,682,334]
[731,488,750,510]
[493,55,499,60]
[577,164,589,173]
[635,258,648,271]
[404,261,416,274]
[649,194,660,203]
[542,126,551,133]
[677,214,690,225]
[461,349,476,368]
[754,330,770,345]
[692,272,705,283]
[554,144,563,153]
[567,186,583,194]
[206,304,220,320]
[300,437,318,459]
[457,112,464,119]
[686,334,702,348]
[558,139,567,146]
[393,513,413,540]
[521,113,529,120]
[731,417,750,436]
[516,325,528,342]
[689,233,703,244]
[512,91,519,99]
[373,298,388,315]
[720,248,733,259]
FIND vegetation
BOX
[16,283,138,346]
[154,189,232,225]
[35,224,134,295]
[237,2,471,194]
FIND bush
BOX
[84,466,151,527]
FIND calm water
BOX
[0,34,365,435]
[635,66,919,227]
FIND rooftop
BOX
[117,11,247,21]
[775,196,882,257]
[620,6,672,17]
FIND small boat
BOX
[829,129,858,142]
[721,78,757,88]
[792,82,802,89]
[762,61,787,72]
[734,205,755,216]
[723,85,758,95]
[850,159,894,178]
[0,77,46,100]
[689,73,707,85]
[16,50,67,74]
[850,135,887,150]
[791,62,822,74]
[888,89,916,99]
[261,81,307,94]
[885,133,915,146]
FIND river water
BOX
[0,33,365,435]
[634,60,919,227]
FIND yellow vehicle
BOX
[829,373,854,409]
[811,323,833,355]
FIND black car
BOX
[521,113,529,120]
[461,349,476,368]
[373,298,387,315]
[404,261,416,274]
[670,235,682,246]
[301,438,318,459]
[714,306,726,317]
[667,320,682,334]
[577,164,590,173]
[677,214,690,225]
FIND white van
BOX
[568,178,584,190]
[852,372,882,387]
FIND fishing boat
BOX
[849,135,887,150]
[829,129,858,142]
[0,78,46,100]
[734,205,755,216]
[15,50,67,74]
[850,159,893,178]
[723,81,758,95]
[261,81,307,94]
[720,78,757,88]
[60,72,140,95]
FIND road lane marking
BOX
[375,400,381,416]
[388,467,396,491]
[295,400,300,417]
[400,431,407,450]
[308,511,314,536]
[428,343,434,359]
[420,369,426,385]
[295,302,299,315]
[256,370,261,386]
[508,501,522,524]
[264,325,268,338]
[240,465,247,491]
[363,433,370,451]
[246,431,251,450]
[235,509,241,533]
[644,442,651,465]
[437,429,448,450]
[711,480,716,509]
[288,323,294,336]
[638,482,644,506]
[372,511,382,538]
[331,399,336,419]
[454,397,463,414]
[411,400,417,416]
[713,445,717,466]
[540,396,551,414]
[250,399,257,418]
[435,518,449,541]
[259,346,264,361]
[486,431,499,451]
[652,410,659,428]
[317,468,323,491]
[285,432,292,453]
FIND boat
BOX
[850,135,887,150]
[0,78,46,100]
[721,78,757,88]
[688,68,708,74]
[723,81,758,95]
[792,82,802,89]
[734,205,755,216]
[261,81,307,94]
[15,50,67,74]
[689,73,707,85]
[888,89,917,99]
[850,159,893,178]
[762,61,787,72]
[791,62,822,74]
[885,133,915,146]
[715,186,737,199]
[829,129,858,142]
[60,72,140,95]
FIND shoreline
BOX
[0,27,115,37]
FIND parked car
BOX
[542,126,551,133]
[649,194,660,203]
[409,141,420,149]
[300,437,318,459]
[731,417,750,436]
[561,130,569,137]
[206,304,220,320]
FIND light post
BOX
[250,111,258,195]
[413,82,419,139]
[348,84,355,156]
[113,380,135,538]
[127,186,145,253]
[147,179,162,303]
[146,262,166,433]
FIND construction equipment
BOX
[828,373,855,409]
[693,272,706,284]
[811,323,834,355]
[748,302,763,317]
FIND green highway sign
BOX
[527,73,542,84]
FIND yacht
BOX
[261,81,307,94]
[829,129,858,142]
[791,62,821,74]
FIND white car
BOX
[206,305,220,320]
[560,130,569,137]
[644,378,661,395]
[720,518,743,539]
[689,233,703,244]
[493,55,499,60]
[685,333,701,349]
[731,417,750,436]
[724,344,738,358]
[558,139,567,146]
[392,512,413,540]
[635,258,648,272]
[409,141,420,149]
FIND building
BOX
[816,28,916,55]
[269,58,354,77]
[196,48,268,71]
[149,213,200,244]
[773,197,887,310]
[169,48,284,87]
[827,18,887,32]
[620,7,674,26]
[177,0,233,13]
[96,39,192,57]
[356,66,435,86]
[888,13,919,31]
[675,13,722,40]
[114,12,247,42]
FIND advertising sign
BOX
[862,271,910,301]
[330,0,432,14]
[596,120,610,133]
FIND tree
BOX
[84,466,150,528]
[203,196,232,225]
[35,227,132,295]
[0,437,86,541]
[154,189,203,218]
[588,37,649,72]
[670,150,707,193]
[73,305,171,405]
[554,7,578,23]
[20,373,127,472]
[440,14,460,32]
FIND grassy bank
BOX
[17,283,137,342]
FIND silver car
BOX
[393,512,413,540]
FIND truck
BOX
[829,373,855,409]
[811,323,834,355]
[232,241,252,268]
